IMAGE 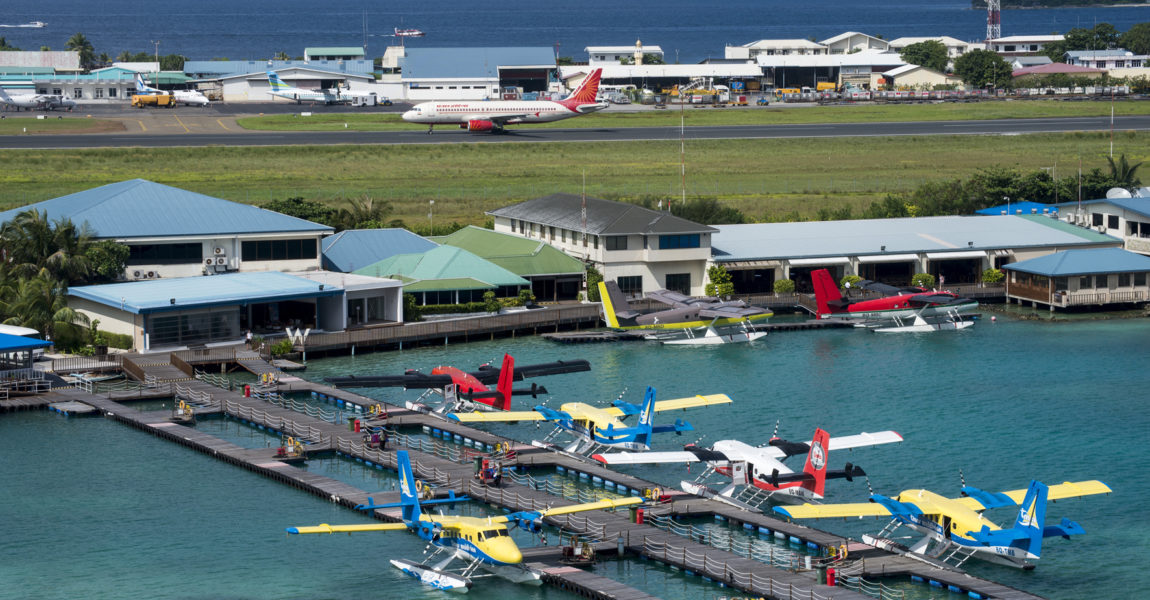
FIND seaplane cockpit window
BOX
[481,529,501,540]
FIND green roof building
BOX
[353,245,529,305]
[433,226,585,301]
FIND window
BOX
[1094,275,1108,289]
[1136,273,1147,286]
[593,235,598,249]
[108,88,117,98]
[1118,273,1132,287]
[665,273,691,294]
[658,234,701,249]
[128,243,202,265]
[561,229,566,242]
[94,88,103,98]
[73,88,82,98]
[1079,275,1091,289]
[618,276,642,297]
[1092,213,1104,227]
[38,88,46,94]
[52,88,61,95]
[241,238,318,261]
[548,226,555,240]
[605,236,628,251]
[510,219,516,233]
[1054,277,1068,291]
[1108,215,1119,230]
[1004,45,1016,52]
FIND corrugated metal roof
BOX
[352,246,529,290]
[68,272,341,315]
[321,229,438,272]
[433,226,584,277]
[401,47,555,80]
[305,47,365,56]
[0,179,333,239]
[711,215,1117,262]
[0,51,80,70]
[489,194,716,236]
[0,332,51,351]
[1013,63,1103,77]
[1004,248,1150,276]
[560,64,762,80]
[976,202,1057,216]
[1064,197,1150,219]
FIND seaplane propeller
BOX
[959,468,967,491]
[866,476,875,496]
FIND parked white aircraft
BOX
[0,88,75,111]
[134,75,210,106]
[265,71,376,105]
[401,68,608,133]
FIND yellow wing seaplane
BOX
[773,478,1111,569]
[598,280,772,331]
[287,450,641,591]
[448,385,732,455]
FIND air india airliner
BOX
[401,68,607,133]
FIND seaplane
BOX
[324,354,591,414]
[645,319,766,345]
[774,478,1112,569]
[287,450,640,591]
[593,428,902,509]
[449,386,731,455]
[599,280,772,332]
[811,269,977,325]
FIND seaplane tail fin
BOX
[631,386,658,449]
[811,269,841,319]
[800,428,831,498]
[494,353,514,411]
[1014,480,1048,557]
[396,450,422,523]
[598,281,625,328]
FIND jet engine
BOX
[465,119,495,132]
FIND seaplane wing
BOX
[287,522,410,534]
[853,280,912,296]
[698,306,757,318]
[449,410,551,423]
[591,450,703,465]
[493,497,642,523]
[774,501,908,520]
[827,431,904,452]
[955,480,1112,511]
[645,289,706,308]
[908,293,965,307]
[653,394,733,412]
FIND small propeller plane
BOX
[599,280,772,331]
[287,450,641,591]
[811,269,978,323]
[773,479,1111,569]
[593,429,902,508]
[449,386,731,455]
[325,354,591,414]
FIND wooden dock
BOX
[15,351,1046,600]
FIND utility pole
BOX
[151,40,160,66]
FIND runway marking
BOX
[136,120,147,132]
[173,115,190,133]
[216,119,231,131]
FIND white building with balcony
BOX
[488,194,716,296]
[1059,194,1150,256]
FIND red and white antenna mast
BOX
[986,0,1001,49]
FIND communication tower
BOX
[986,0,1001,49]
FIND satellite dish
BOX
[1105,187,1133,199]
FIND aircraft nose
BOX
[401,110,415,121]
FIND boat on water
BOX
[394,27,424,37]
[68,372,123,383]
[0,21,46,28]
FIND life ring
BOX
[415,480,424,494]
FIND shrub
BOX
[705,265,734,297]
[911,273,936,289]
[483,291,500,313]
[840,274,862,290]
[586,266,603,302]
[982,268,1005,284]
[517,289,536,306]
[270,339,294,356]
[402,293,422,322]
[773,279,795,294]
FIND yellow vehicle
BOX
[816,82,837,92]
[774,87,801,97]
[131,94,175,108]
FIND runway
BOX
[1,115,1147,149]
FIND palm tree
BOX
[0,209,93,284]
[0,274,88,341]
[65,32,96,70]
[273,51,290,61]
[1107,154,1144,190]
[335,195,391,230]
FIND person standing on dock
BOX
[245,330,252,349]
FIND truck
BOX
[131,94,175,108]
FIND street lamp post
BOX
[151,40,160,66]
[428,200,434,234]
[1003,196,1010,215]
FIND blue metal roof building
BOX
[69,272,340,315]
[0,179,332,239]
[1003,247,1150,310]
[401,47,556,79]
[322,229,438,273]
[976,201,1058,216]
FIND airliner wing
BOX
[653,394,732,412]
[287,522,409,534]
[592,450,702,465]
[954,480,1112,511]
[471,113,530,125]
[827,431,904,452]
[448,410,550,423]
[773,502,894,520]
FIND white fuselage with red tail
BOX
[402,68,608,132]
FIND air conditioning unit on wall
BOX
[214,247,226,256]
[215,257,227,266]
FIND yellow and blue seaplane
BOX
[287,450,641,592]
[774,478,1111,569]
[448,386,731,455]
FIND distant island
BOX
[972,0,1146,7]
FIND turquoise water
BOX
[3,315,1147,599]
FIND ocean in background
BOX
[1,1,1148,64]
[3,314,1147,599]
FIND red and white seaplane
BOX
[325,354,591,414]
[811,269,977,330]
[593,428,903,510]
